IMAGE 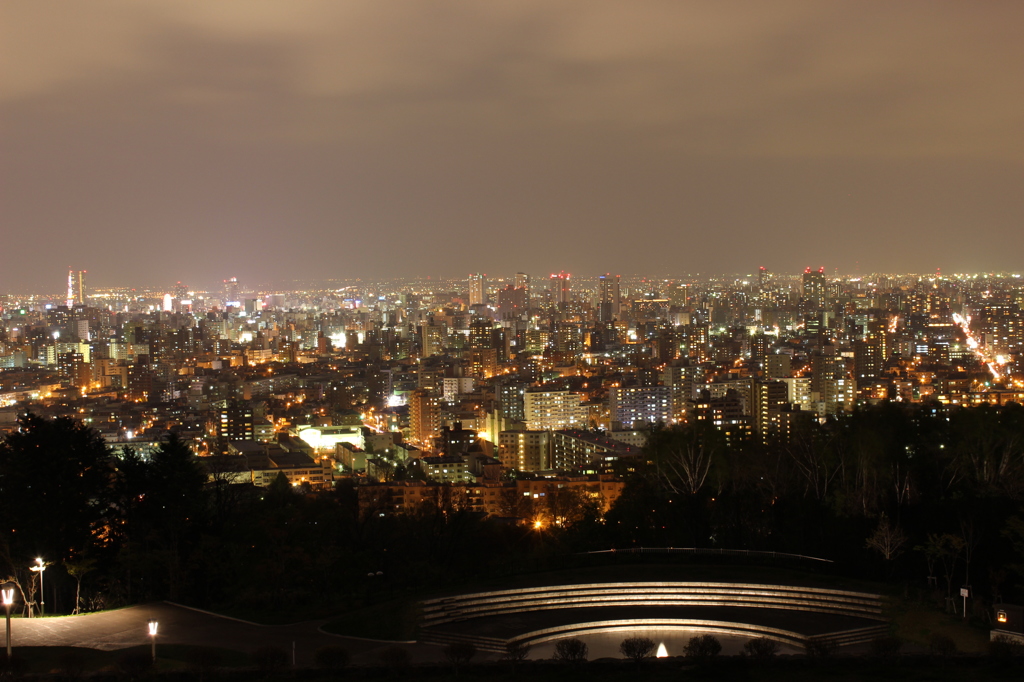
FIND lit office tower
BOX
[217,400,254,445]
[609,385,672,428]
[468,273,487,306]
[421,318,447,357]
[497,285,528,318]
[802,267,826,307]
[598,274,621,322]
[516,270,532,292]
[223,277,240,306]
[550,272,571,309]
[409,389,441,446]
[66,270,86,307]
[758,266,770,289]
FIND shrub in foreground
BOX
[444,641,477,675]
[685,634,722,662]
[743,637,780,659]
[555,638,589,665]
[620,636,656,664]
[503,640,531,664]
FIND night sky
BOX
[3,1,1024,292]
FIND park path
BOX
[7,602,445,666]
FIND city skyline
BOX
[4,2,1024,291]
[7,265,1022,302]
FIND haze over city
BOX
[4,1,1024,292]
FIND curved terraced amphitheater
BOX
[419,580,888,654]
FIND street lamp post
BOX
[2,583,14,660]
[29,558,46,617]
[148,620,158,663]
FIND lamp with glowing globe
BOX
[29,558,46,617]
[148,620,158,662]
[2,582,14,659]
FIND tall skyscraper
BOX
[514,272,530,293]
[66,270,86,307]
[421,318,446,357]
[802,267,826,307]
[550,272,570,309]
[223,277,240,306]
[409,389,441,446]
[497,285,528,319]
[468,273,487,306]
[598,274,621,322]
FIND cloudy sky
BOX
[2,1,1023,291]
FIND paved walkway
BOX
[8,602,446,666]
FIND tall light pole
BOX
[148,620,158,663]
[29,558,46,617]
[2,583,14,659]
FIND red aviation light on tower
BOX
[804,267,812,274]
[818,267,824,273]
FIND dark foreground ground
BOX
[5,650,1024,681]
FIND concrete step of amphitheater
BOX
[418,628,508,653]
[810,624,891,648]
[420,583,884,628]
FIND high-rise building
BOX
[468,319,493,349]
[66,270,86,307]
[550,272,571,309]
[514,272,530,297]
[498,430,550,471]
[609,385,672,428]
[57,351,90,388]
[421,319,446,357]
[217,399,254,443]
[802,267,826,307]
[598,274,621,322]
[765,353,792,379]
[750,379,788,439]
[409,389,441,446]
[223,277,240,307]
[660,362,704,419]
[468,273,487,306]
[524,388,588,431]
[498,381,528,422]
[497,285,529,319]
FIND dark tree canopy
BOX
[0,414,113,569]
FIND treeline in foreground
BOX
[7,635,1024,681]
[2,401,1024,618]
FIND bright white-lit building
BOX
[524,389,589,431]
[295,425,364,451]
